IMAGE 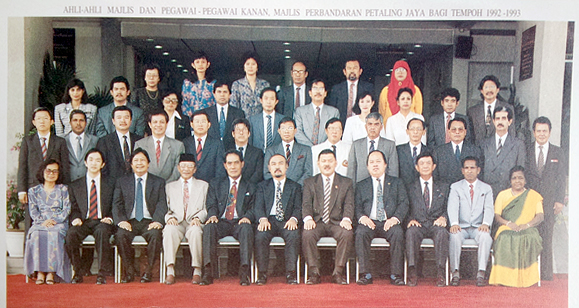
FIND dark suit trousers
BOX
[255,217,300,274]
[538,208,555,280]
[355,222,404,276]
[406,225,449,270]
[66,219,115,275]
[116,218,162,275]
[302,222,353,274]
[202,219,254,274]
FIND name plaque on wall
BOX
[519,25,536,81]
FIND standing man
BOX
[277,61,311,118]
[200,150,256,286]
[311,118,351,176]
[254,154,302,285]
[264,117,312,185]
[397,118,429,188]
[427,88,473,148]
[448,157,494,287]
[302,149,355,285]
[65,110,99,181]
[95,76,146,138]
[347,112,398,183]
[405,152,450,287]
[355,150,408,286]
[249,88,283,152]
[525,116,567,281]
[230,118,264,184]
[205,81,246,150]
[66,149,115,285]
[112,148,167,283]
[182,50,216,117]
[163,154,208,285]
[481,106,526,196]
[131,63,163,116]
[329,59,374,124]
[135,110,185,182]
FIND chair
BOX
[303,237,355,284]
[253,236,301,284]
[216,236,255,283]
[355,238,390,281]
[404,238,449,285]
[114,236,164,283]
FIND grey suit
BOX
[134,136,185,182]
[248,112,283,152]
[294,104,340,147]
[264,142,312,185]
[64,133,99,181]
[466,100,515,146]
[277,84,311,118]
[481,134,526,196]
[347,137,399,183]
[95,103,146,138]
[448,179,494,272]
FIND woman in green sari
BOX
[489,165,544,287]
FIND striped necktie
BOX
[266,115,273,148]
[322,177,331,224]
[89,180,98,219]
[376,178,385,221]
[41,137,47,161]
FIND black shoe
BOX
[390,275,405,286]
[331,273,348,285]
[450,276,460,286]
[96,275,106,285]
[199,275,213,286]
[436,274,446,287]
[71,275,83,284]
[357,275,373,285]
[306,273,321,285]
[476,276,487,287]
[121,274,133,283]
[140,272,153,283]
[256,274,267,285]
[286,272,298,285]
[240,275,251,286]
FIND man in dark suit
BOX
[276,61,311,118]
[481,106,526,196]
[200,150,256,286]
[229,118,264,184]
[467,75,515,146]
[96,106,143,180]
[249,88,283,152]
[397,118,429,188]
[65,110,99,181]
[328,59,374,124]
[65,149,115,285]
[264,117,312,185]
[355,150,408,286]
[433,117,483,184]
[427,88,473,148]
[205,81,246,150]
[18,107,70,231]
[112,148,167,283]
[254,154,302,285]
[405,152,450,287]
[302,149,355,285]
[526,117,567,281]
[183,110,226,183]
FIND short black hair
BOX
[440,88,460,101]
[352,91,377,115]
[131,147,150,163]
[147,109,169,123]
[366,150,387,166]
[279,116,296,129]
[493,106,513,121]
[324,117,342,130]
[396,87,414,100]
[224,149,244,163]
[112,106,132,119]
[415,151,436,165]
[213,81,230,93]
[192,50,209,62]
[509,165,526,180]
[260,87,277,99]
[69,109,87,122]
[143,63,163,80]
[407,118,425,130]
[461,156,479,168]
[291,61,307,71]
[318,148,336,160]
[242,52,260,67]
[344,58,361,68]
[310,79,326,88]
[191,110,210,123]
[84,148,105,163]
[32,107,53,121]
[36,159,62,184]
[109,76,130,91]
[532,116,552,131]
[231,118,251,132]
[478,75,500,90]
[448,117,467,130]
[160,89,182,104]
[268,153,288,165]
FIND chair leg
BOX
[538,255,541,287]
[404,257,407,284]
[346,259,350,284]
[114,246,120,283]
[355,257,359,282]
[297,255,300,284]
[445,257,449,286]
[304,261,308,282]
[159,249,164,283]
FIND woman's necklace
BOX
[146,89,158,99]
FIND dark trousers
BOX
[355,222,404,276]
[65,219,115,276]
[116,218,162,275]
[202,219,253,277]
[302,221,353,274]
[255,217,300,274]
[538,210,555,280]
[406,224,449,270]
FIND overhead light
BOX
[171,59,177,63]
[283,42,291,45]
[389,69,393,72]
[386,74,391,77]
[414,44,422,48]
[407,51,414,55]
[146,38,154,42]
[183,69,189,73]
[177,64,183,68]
[155,45,163,49]
[284,49,291,53]
[285,55,291,59]
[163,52,169,56]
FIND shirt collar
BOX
[134,172,148,182]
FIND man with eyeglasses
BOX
[328,59,374,125]
[277,61,311,118]
[427,88,473,148]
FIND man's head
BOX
[231,118,251,146]
[317,149,337,177]
[177,154,196,181]
[69,110,87,135]
[440,88,460,114]
[191,50,210,75]
[111,106,132,134]
[532,116,552,146]
[148,110,169,138]
[309,79,327,106]
[492,106,513,136]
[478,75,500,103]
[291,61,308,86]
[365,112,383,139]
[367,150,387,179]
[448,118,467,144]
[325,118,343,144]
[109,76,131,105]
[343,59,362,82]
[260,87,278,114]
[131,148,150,177]
[213,81,231,106]
[84,148,105,175]
[223,149,244,179]
[406,118,425,145]
[190,110,211,137]
[461,156,480,183]
[32,107,54,134]
[143,63,162,90]
[268,154,288,180]
[278,117,297,143]
[415,152,436,179]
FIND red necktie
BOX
[445,114,451,143]
[347,83,355,117]
[225,181,237,220]
[469,184,474,204]
[41,137,47,161]
[196,138,203,162]
[89,180,98,219]
[183,180,189,218]
[156,140,161,165]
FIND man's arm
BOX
[294,109,313,147]
[346,145,357,183]
[151,178,168,224]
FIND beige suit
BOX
[163,177,208,268]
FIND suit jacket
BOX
[205,104,245,150]
[466,99,515,146]
[18,133,71,193]
[253,178,302,222]
[396,142,429,188]
[248,111,283,152]
[165,177,208,224]
[96,132,142,180]
[447,179,494,229]
[302,173,355,224]
[264,141,312,185]
[525,143,567,217]
[328,80,374,124]
[229,144,264,184]
[355,175,409,223]
[433,142,483,184]
[426,112,473,148]
[95,103,146,138]
[134,136,185,182]
[69,175,115,222]
[347,137,399,183]
[172,112,191,141]
[183,135,226,183]
[481,134,526,195]
[65,133,99,182]
[277,84,311,118]
[112,173,167,224]
[294,104,340,147]
[206,176,256,222]
[407,179,450,227]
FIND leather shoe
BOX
[357,276,373,285]
[140,272,153,283]
[450,276,460,286]
[286,272,298,285]
[96,275,106,285]
[256,274,267,286]
[306,273,321,285]
[121,274,134,283]
[436,274,446,287]
[240,275,251,286]
[331,273,348,285]
[199,275,213,286]
[165,274,175,285]
[191,275,201,284]
[71,275,83,284]
[407,275,418,287]
[476,277,487,287]
[390,275,405,286]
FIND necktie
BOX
[485,105,492,137]
[41,137,47,161]
[469,183,474,204]
[238,147,244,158]
[332,144,337,156]
[275,181,284,221]
[156,140,161,165]
[312,107,320,145]
[77,136,83,160]
[123,136,131,170]
[285,144,291,161]
[322,177,331,224]
[369,140,375,153]
[537,145,545,174]
[412,146,418,164]
[135,178,144,221]
[445,114,452,143]
[196,138,203,162]
[225,181,237,220]
[376,178,385,222]
[219,107,226,138]
[89,180,98,220]
[496,138,502,156]
[423,181,430,209]
[295,87,301,109]
[183,180,189,218]
[455,144,461,162]
[266,115,273,148]
[347,83,355,117]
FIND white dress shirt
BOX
[342,115,368,145]
[419,177,433,208]
[311,140,351,176]
[131,173,152,220]
[165,110,181,139]
[85,173,102,219]
[535,142,549,165]
[69,131,85,159]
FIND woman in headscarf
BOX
[378,60,423,122]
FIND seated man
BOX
[163,154,208,285]
[448,157,494,287]
[355,150,408,286]
[254,154,302,285]
[112,148,167,283]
